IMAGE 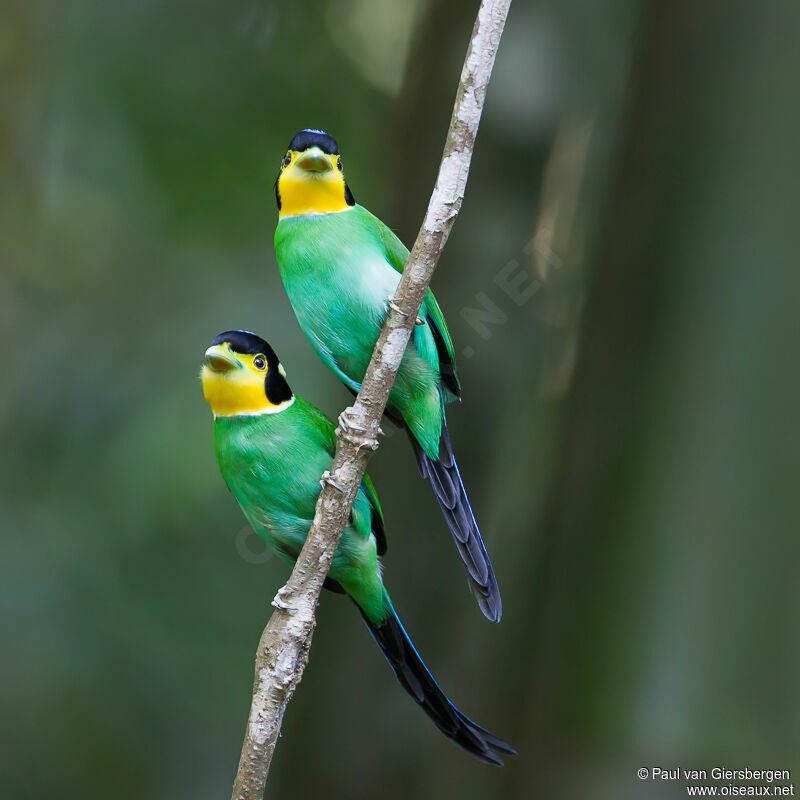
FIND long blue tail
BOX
[409,421,502,622]
[356,591,515,765]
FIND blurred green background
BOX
[2,0,799,798]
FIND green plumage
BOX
[275,190,503,621]
[276,204,457,457]
[214,397,385,623]
[205,338,513,763]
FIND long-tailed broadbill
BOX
[273,129,502,622]
[201,330,514,764]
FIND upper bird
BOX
[201,329,514,765]
[273,128,502,622]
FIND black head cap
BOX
[288,129,339,155]
[211,330,292,404]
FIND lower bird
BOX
[200,329,514,765]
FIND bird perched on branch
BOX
[273,128,503,622]
[201,330,514,765]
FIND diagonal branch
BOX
[231,2,512,797]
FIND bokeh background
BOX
[2,0,799,798]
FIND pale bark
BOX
[230,2,512,797]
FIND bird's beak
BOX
[205,345,240,373]
[296,147,333,173]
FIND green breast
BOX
[275,207,402,383]
[274,207,444,457]
[214,403,330,553]
[212,401,380,594]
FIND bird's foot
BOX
[386,295,423,325]
[271,586,297,613]
[336,407,380,455]
[336,409,366,435]
[386,296,407,317]
[320,470,343,492]
[355,438,379,456]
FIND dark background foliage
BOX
[2,0,798,797]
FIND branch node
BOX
[271,589,297,614]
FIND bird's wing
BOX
[297,397,338,457]
[304,331,364,396]
[359,206,461,400]
[360,472,387,556]
[420,289,461,401]
[296,396,387,556]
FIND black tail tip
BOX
[459,716,517,765]
[359,597,515,766]
[475,746,517,767]
[479,595,503,623]
[474,583,503,623]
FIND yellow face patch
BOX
[277,148,352,218]
[201,343,294,417]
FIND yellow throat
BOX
[276,147,353,218]
[201,343,294,417]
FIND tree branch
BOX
[230,2,512,797]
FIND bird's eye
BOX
[337,158,343,172]
[283,153,292,167]
[253,356,267,371]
